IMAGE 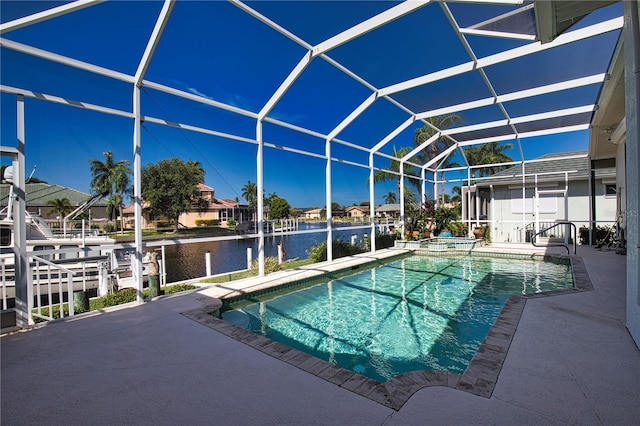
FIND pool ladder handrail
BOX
[531,221,577,255]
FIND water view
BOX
[161,223,371,282]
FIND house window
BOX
[604,183,616,197]
[511,188,557,214]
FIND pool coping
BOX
[181,251,593,411]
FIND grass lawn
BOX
[200,258,315,284]
[109,226,235,242]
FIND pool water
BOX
[223,255,573,382]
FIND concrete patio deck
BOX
[2,245,639,425]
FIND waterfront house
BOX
[122,183,250,229]
[345,205,368,219]
[375,204,401,218]
[0,182,109,225]
[302,208,322,219]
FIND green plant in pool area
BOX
[365,234,396,250]
[308,239,366,262]
[433,206,458,234]
[250,256,283,275]
[579,225,611,245]
[481,225,491,243]
[448,221,468,237]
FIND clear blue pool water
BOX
[223,254,573,382]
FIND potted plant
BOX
[404,195,435,239]
[449,221,468,237]
[473,226,484,239]
[433,206,457,236]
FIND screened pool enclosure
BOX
[1,1,639,339]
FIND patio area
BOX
[2,244,638,425]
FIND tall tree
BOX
[141,158,205,232]
[241,181,257,207]
[413,115,463,162]
[266,194,291,220]
[463,142,514,180]
[372,146,421,196]
[384,191,397,204]
[88,151,131,233]
[413,115,463,205]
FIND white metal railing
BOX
[1,249,111,327]
[29,254,76,322]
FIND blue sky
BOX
[1,1,622,208]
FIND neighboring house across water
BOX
[345,205,368,219]
[302,208,322,219]
[375,204,401,218]
[122,183,250,229]
[0,182,109,224]
[461,151,617,243]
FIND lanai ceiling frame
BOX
[0,0,625,308]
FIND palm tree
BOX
[46,197,73,229]
[89,151,131,234]
[479,141,514,175]
[373,146,421,195]
[436,155,461,205]
[413,115,463,205]
[451,186,462,205]
[384,191,396,204]
[241,181,257,207]
[413,115,463,163]
[463,142,514,181]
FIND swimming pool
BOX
[223,254,573,382]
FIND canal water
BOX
[161,223,372,283]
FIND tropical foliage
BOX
[88,151,131,233]
[463,142,514,180]
[383,191,396,204]
[404,196,436,239]
[46,197,73,218]
[241,181,258,208]
[413,115,463,204]
[266,193,291,220]
[372,146,421,200]
[433,206,458,234]
[46,197,73,228]
[141,158,205,232]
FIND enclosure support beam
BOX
[369,153,376,252]
[256,121,265,276]
[623,0,640,347]
[132,86,144,304]
[8,97,29,327]
[325,138,333,261]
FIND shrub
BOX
[153,220,171,229]
[448,221,468,237]
[32,304,69,323]
[226,218,236,228]
[194,219,219,227]
[579,225,611,245]
[433,206,457,234]
[164,283,198,294]
[308,239,366,263]
[98,287,138,308]
[365,234,396,250]
[249,256,282,275]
